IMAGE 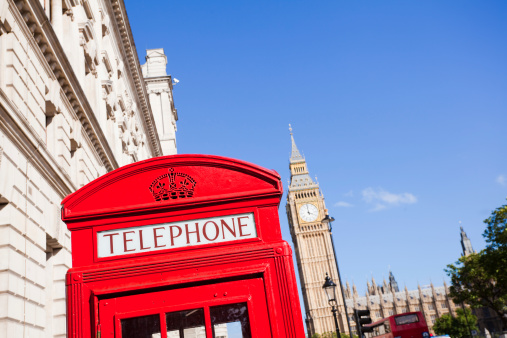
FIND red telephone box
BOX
[62,155,305,338]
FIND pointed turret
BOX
[389,270,400,292]
[289,124,304,164]
[371,276,378,295]
[346,281,352,299]
[287,125,317,191]
[460,225,475,256]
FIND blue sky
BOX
[126,0,507,301]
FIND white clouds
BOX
[344,190,354,197]
[497,175,506,186]
[362,187,417,212]
[335,201,354,208]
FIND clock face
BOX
[299,203,319,222]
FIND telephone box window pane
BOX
[210,303,251,338]
[166,308,206,337]
[121,314,161,338]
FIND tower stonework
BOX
[285,127,348,336]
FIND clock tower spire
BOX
[286,125,348,337]
[288,124,315,188]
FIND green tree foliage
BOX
[311,333,336,338]
[445,202,507,330]
[341,334,358,338]
[432,308,478,338]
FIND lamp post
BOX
[323,273,341,338]
[323,214,353,336]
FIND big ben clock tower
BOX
[286,126,348,337]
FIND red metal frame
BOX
[62,155,305,337]
[104,278,269,338]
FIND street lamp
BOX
[323,273,341,338]
[323,214,353,336]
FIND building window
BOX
[414,306,420,311]
[441,303,448,309]
[428,304,435,310]
[375,311,381,317]
[388,310,394,316]
[430,315,436,324]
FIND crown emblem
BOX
[149,168,196,201]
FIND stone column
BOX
[51,0,63,38]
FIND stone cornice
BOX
[23,0,119,171]
[144,75,173,81]
[104,0,162,157]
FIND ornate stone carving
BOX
[79,20,98,77]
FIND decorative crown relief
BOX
[149,168,196,201]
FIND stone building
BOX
[0,0,177,336]
[344,273,458,335]
[285,127,349,337]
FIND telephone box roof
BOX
[61,154,282,225]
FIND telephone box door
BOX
[98,277,271,338]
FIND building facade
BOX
[0,0,177,336]
[285,127,349,337]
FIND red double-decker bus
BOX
[364,311,430,338]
